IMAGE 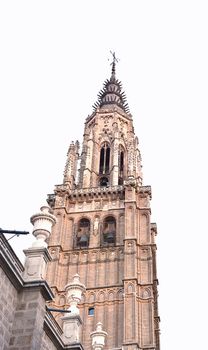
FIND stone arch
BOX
[98,291,105,302]
[99,249,107,260]
[117,289,123,300]
[99,141,111,175]
[88,292,96,303]
[75,217,91,248]
[127,283,135,294]
[101,215,116,245]
[108,290,115,301]
[142,287,151,299]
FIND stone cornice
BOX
[44,311,64,350]
[69,185,124,198]
[0,235,54,301]
[23,280,54,300]
[0,234,24,290]
[51,184,151,200]
[23,247,52,263]
[44,311,84,350]
[85,106,132,124]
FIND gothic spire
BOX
[93,53,130,114]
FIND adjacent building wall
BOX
[0,267,18,349]
[0,234,83,350]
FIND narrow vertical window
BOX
[99,147,105,174]
[118,145,125,184]
[99,143,110,174]
[120,151,124,172]
[106,146,110,173]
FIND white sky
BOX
[0,1,208,349]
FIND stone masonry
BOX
[46,59,160,350]
[0,59,160,350]
[0,217,85,350]
[0,267,18,348]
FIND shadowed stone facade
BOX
[46,60,160,350]
[0,216,84,350]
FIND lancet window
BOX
[102,216,116,245]
[118,145,125,185]
[76,218,90,248]
[99,142,110,175]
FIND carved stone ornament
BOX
[93,217,99,236]
[124,177,137,188]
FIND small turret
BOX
[63,140,79,188]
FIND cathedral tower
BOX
[46,57,160,350]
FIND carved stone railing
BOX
[69,185,124,197]
[48,183,150,202]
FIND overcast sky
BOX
[0,1,208,349]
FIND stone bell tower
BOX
[46,56,160,350]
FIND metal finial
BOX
[109,51,119,77]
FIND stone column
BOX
[112,140,119,186]
[90,322,107,350]
[23,205,56,281]
[62,274,86,345]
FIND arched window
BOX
[76,218,90,248]
[99,142,110,174]
[100,176,109,187]
[102,216,116,245]
[118,145,125,184]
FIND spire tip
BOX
[109,51,119,78]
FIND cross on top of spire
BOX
[92,53,130,114]
[109,51,119,77]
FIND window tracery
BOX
[99,142,110,175]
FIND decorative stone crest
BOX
[90,322,108,350]
[124,176,137,188]
[65,274,86,315]
[23,205,56,281]
[30,206,56,248]
[62,275,86,345]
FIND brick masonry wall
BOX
[0,267,18,350]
